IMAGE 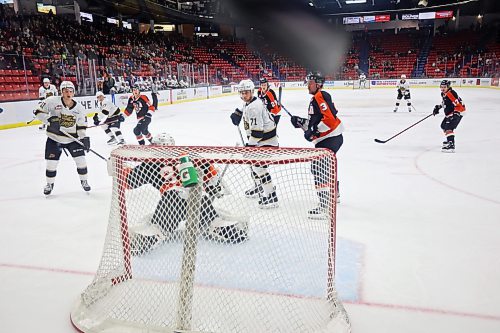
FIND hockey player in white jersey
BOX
[230,79,279,208]
[34,81,91,195]
[394,74,412,112]
[38,78,58,129]
[93,91,126,145]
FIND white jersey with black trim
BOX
[38,84,58,99]
[95,98,121,122]
[35,96,87,144]
[397,80,410,92]
[242,96,278,147]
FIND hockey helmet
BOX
[440,80,451,88]
[259,77,268,84]
[132,84,141,91]
[43,78,50,84]
[152,132,175,146]
[401,74,407,79]
[95,91,105,98]
[238,79,255,92]
[60,80,75,92]
[306,71,325,85]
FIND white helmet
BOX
[95,91,105,98]
[152,132,175,146]
[401,74,407,79]
[60,80,75,92]
[43,78,50,84]
[238,79,255,92]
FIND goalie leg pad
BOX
[152,191,187,234]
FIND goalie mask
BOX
[152,132,175,146]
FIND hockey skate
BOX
[258,191,279,209]
[308,206,328,220]
[209,224,248,244]
[393,107,398,112]
[81,180,91,192]
[43,183,54,195]
[117,139,126,145]
[245,185,262,198]
[441,141,455,153]
[107,137,117,145]
[408,107,412,112]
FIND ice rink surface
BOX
[1,86,499,332]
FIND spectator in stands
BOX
[103,71,115,95]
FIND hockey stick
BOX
[280,104,294,117]
[278,86,282,106]
[374,113,434,144]
[59,129,108,161]
[237,125,246,146]
[86,118,121,129]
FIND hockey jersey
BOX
[258,88,282,116]
[39,84,58,100]
[442,89,466,116]
[94,98,121,123]
[242,96,278,147]
[307,90,344,144]
[34,96,87,144]
[124,94,155,120]
[397,80,410,92]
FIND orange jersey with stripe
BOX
[442,89,465,115]
[307,90,343,143]
[124,94,155,119]
[258,88,282,116]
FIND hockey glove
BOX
[47,116,61,134]
[230,108,243,126]
[432,105,441,116]
[291,116,308,130]
[82,136,90,152]
[119,114,125,122]
[93,114,100,126]
[304,129,319,142]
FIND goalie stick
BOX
[59,129,108,161]
[374,113,434,144]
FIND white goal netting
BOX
[71,145,351,333]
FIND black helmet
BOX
[306,71,325,85]
[440,80,451,88]
[132,84,141,91]
[259,77,268,84]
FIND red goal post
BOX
[71,145,351,333]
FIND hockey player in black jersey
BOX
[432,80,466,152]
[257,77,282,125]
[124,85,155,145]
[126,133,248,256]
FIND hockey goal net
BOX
[71,145,350,333]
